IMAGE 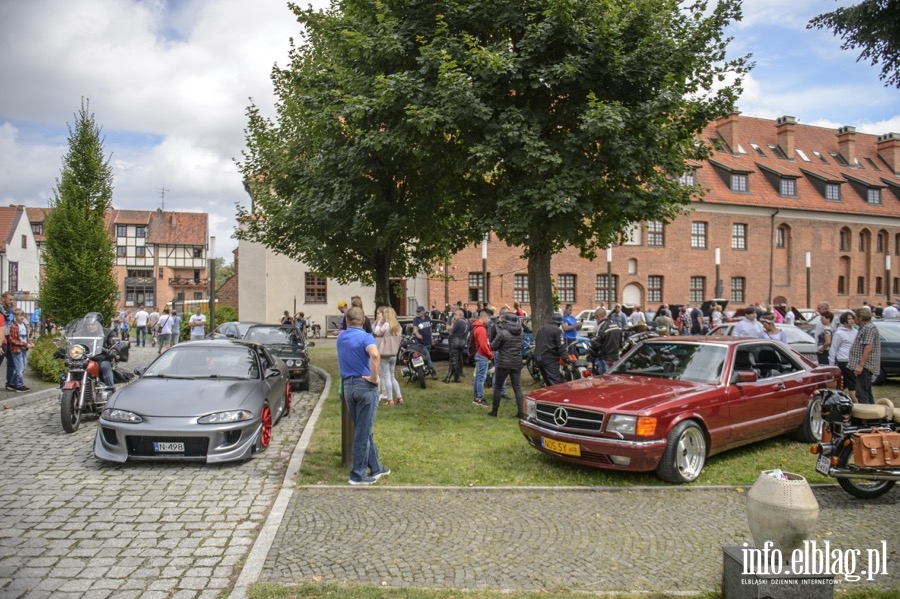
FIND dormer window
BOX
[731,174,748,192]
[868,188,882,204]
[780,178,797,197]
[826,183,841,201]
[679,169,695,186]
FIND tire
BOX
[835,443,896,499]
[283,383,292,418]
[874,367,886,386]
[60,388,81,434]
[415,367,426,389]
[794,395,823,443]
[656,420,707,484]
[256,403,273,452]
[527,358,543,384]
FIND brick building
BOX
[428,113,900,313]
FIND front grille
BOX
[535,403,604,432]
[126,436,209,457]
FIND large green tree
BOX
[238,0,483,308]
[809,0,900,88]
[414,0,749,326]
[41,99,118,326]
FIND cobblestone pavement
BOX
[0,343,322,599]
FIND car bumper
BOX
[518,419,667,472]
[287,367,309,387]
[93,416,262,464]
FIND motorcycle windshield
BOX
[69,319,105,355]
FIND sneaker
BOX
[472,398,488,406]
[16,386,30,392]
[5,385,18,392]
[487,411,498,417]
[372,468,391,481]
[348,476,378,486]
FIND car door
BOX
[726,344,790,445]
[256,346,286,420]
[757,343,817,431]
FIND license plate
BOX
[815,454,831,476]
[542,437,581,457]
[154,442,185,453]
[412,356,424,368]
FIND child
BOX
[8,308,34,392]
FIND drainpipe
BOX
[768,209,779,306]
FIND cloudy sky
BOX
[1,0,898,261]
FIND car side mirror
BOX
[731,370,758,384]
[265,367,281,379]
[134,367,145,376]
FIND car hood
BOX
[528,374,706,413]
[108,378,257,417]
[267,345,306,358]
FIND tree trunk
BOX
[527,247,553,331]
[373,251,391,310]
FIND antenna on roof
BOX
[155,186,170,211]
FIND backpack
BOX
[467,327,477,357]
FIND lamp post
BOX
[805,251,811,310]
[482,234,489,304]
[887,254,893,304]
[607,247,614,305]
[208,236,216,332]
[715,247,723,299]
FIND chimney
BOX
[837,125,857,166]
[775,116,796,160]
[715,111,741,154]
[877,132,900,175]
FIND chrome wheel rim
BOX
[675,427,706,481]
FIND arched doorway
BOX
[622,283,642,307]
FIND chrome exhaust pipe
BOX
[827,467,900,481]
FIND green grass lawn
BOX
[296,342,900,488]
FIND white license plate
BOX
[154,442,185,453]
[412,356,424,368]
[815,454,831,476]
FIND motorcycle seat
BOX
[852,398,894,421]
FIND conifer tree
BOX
[41,98,118,326]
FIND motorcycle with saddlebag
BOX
[398,326,429,389]
[55,313,132,433]
[811,389,900,499]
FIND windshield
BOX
[244,326,300,345]
[875,321,900,341]
[611,342,728,384]
[143,346,260,379]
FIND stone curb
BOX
[0,386,59,410]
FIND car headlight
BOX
[101,408,143,423]
[525,397,536,419]
[198,410,254,424]
[607,415,657,437]
[67,345,86,360]
[284,359,295,367]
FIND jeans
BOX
[419,343,435,373]
[379,355,401,401]
[6,344,14,387]
[473,354,489,399]
[343,377,385,482]
[856,368,874,404]
[492,367,524,414]
[11,351,25,389]
[593,358,612,375]
[136,326,147,347]
[99,360,114,387]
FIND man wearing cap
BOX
[336,300,348,334]
[534,313,568,386]
[412,305,437,378]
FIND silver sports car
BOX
[94,340,292,463]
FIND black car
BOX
[873,319,900,385]
[243,324,313,391]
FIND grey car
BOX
[94,340,291,463]
[707,323,818,362]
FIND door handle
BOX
[772,383,785,391]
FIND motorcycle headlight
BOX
[67,345,86,360]
[101,408,143,423]
[198,410,253,424]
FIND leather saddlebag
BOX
[852,431,900,467]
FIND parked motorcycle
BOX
[523,341,543,384]
[55,314,131,433]
[811,389,900,499]
[561,338,592,382]
[398,332,429,389]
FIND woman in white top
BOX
[373,306,403,406]
[828,311,858,401]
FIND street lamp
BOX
[805,251,811,309]
[208,236,216,332]
[607,247,614,305]
[715,247,723,299]
[482,234,489,304]
[887,254,892,304]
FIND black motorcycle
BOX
[56,315,131,433]
[811,389,900,499]
[398,332,429,389]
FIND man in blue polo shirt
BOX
[561,304,581,341]
[337,306,390,485]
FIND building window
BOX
[840,228,851,252]
[193,292,203,300]
[876,277,883,295]
[647,276,663,303]
[826,183,841,201]
[31,223,43,236]
[867,188,881,204]
[877,231,888,253]
[730,174,748,192]
[158,268,164,280]
[896,234,900,255]
[20,234,26,249]
[689,276,705,303]
[193,247,203,259]
[595,275,618,304]
[680,170,695,186]
[513,274,529,304]
[857,277,866,295]
[627,259,637,275]
[647,221,664,247]
[775,226,785,248]
[859,231,869,252]
[557,274,575,303]
[135,226,147,238]
[730,277,745,304]
[838,276,846,295]
[469,273,488,302]
[780,179,796,197]
[304,273,327,303]
[136,246,146,257]
[116,225,127,237]
[691,222,707,249]
[116,246,126,257]
[732,224,747,250]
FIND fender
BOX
[62,380,81,391]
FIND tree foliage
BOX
[238,0,484,307]
[809,0,900,89]
[41,99,118,326]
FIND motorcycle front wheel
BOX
[60,388,81,433]
[836,444,896,499]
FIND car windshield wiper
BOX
[199,374,250,380]
[142,373,193,379]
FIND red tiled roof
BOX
[147,209,207,245]
[0,205,25,252]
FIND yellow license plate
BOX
[541,437,581,456]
